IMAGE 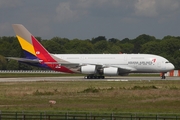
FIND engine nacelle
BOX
[80,65,97,74]
[103,67,119,76]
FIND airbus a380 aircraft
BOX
[7,24,174,79]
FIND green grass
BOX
[0,79,179,113]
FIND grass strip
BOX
[0,80,179,113]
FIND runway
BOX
[0,76,179,82]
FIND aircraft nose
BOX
[168,63,175,71]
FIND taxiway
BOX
[0,76,179,82]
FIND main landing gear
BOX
[161,72,166,79]
[84,75,105,79]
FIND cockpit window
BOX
[165,61,170,63]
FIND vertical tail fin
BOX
[12,24,73,73]
[12,24,54,62]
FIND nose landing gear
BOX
[161,72,166,79]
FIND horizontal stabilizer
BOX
[6,57,40,63]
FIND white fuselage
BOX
[53,54,174,73]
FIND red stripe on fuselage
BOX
[31,36,74,73]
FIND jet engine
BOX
[103,67,119,75]
[80,65,97,74]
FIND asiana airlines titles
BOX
[128,61,154,65]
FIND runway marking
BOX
[106,79,128,81]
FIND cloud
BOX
[0,23,11,35]
[157,0,180,23]
[55,1,84,22]
[134,0,180,17]
[134,0,158,17]
[55,0,132,22]
[0,0,23,9]
[159,0,179,10]
[0,0,180,40]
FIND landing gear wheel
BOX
[100,76,105,79]
[162,76,166,79]
[161,73,166,79]
[84,75,105,79]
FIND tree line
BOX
[0,34,180,70]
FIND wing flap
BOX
[98,64,136,72]
[117,66,136,73]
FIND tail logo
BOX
[152,58,156,63]
[36,51,40,55]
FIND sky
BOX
[0,0,180,40]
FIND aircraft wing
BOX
[116,66,136,72]
[59,62,136,72]
[104,64,136,72]
[58,62,136,73]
